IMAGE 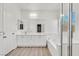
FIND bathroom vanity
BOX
[16,33,47,47]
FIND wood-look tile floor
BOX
[6,47,51,56]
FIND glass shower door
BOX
[60,3,78,56]
[60,3,70,56]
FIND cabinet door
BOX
[40,35,46,46]
[11,34,17,49]
[16,36,23,46]
[32,35,41,46]
[31,35,46,47]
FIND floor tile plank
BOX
[6,47,51,56]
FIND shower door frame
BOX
[60,3,73,56]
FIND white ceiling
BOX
[17,3,60,11]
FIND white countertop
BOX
[16,31,47,35]
[16,30,52,35]
[16,33,46,35]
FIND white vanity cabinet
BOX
[16,35,47,47]
[4,33,17,55]
[0,33,17,56]
[0,33,10,56]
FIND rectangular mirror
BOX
[37,24,41,32]
[20,24,23,30]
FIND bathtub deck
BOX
[6,47,51,56]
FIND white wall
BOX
[0,3,21,55]
[0,4,3,32]
[0,3,4,55]
[20,10,59,34]
[3,4,21,33]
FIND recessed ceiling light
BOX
[30,12,38,19]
